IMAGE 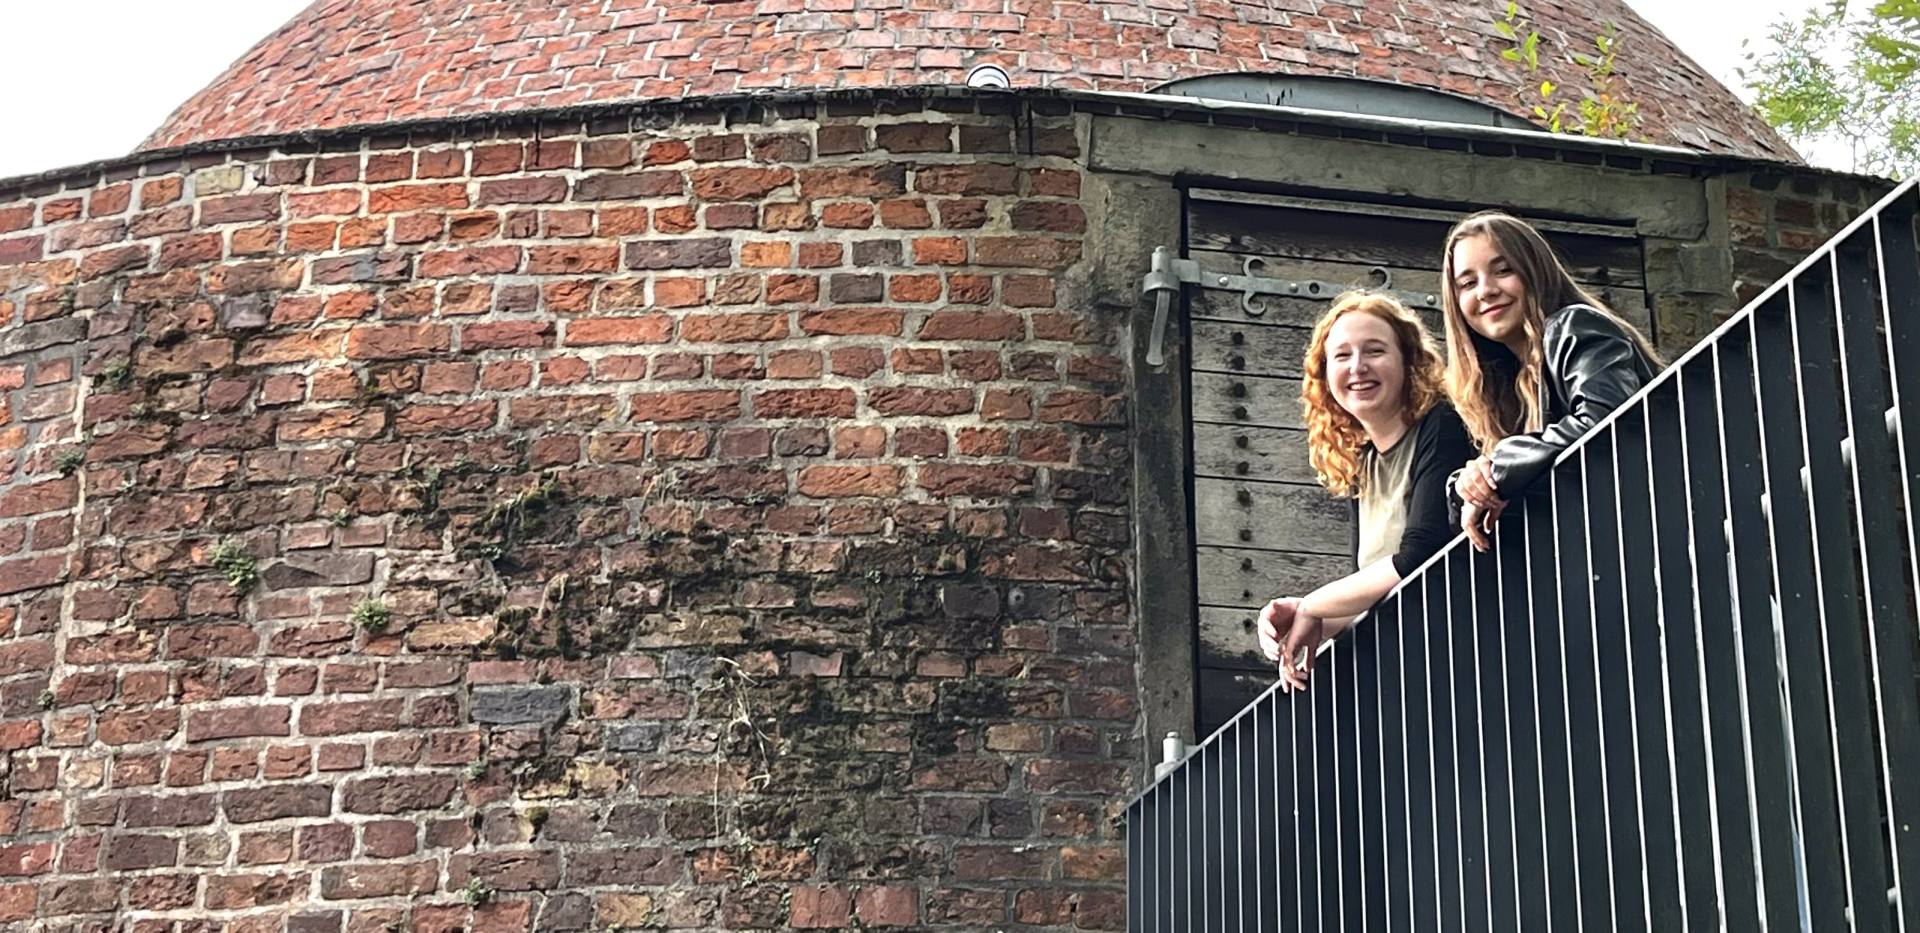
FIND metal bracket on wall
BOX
[1139,246,1443,367]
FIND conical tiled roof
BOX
[141,0,1798,162]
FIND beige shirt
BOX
[1355,434,1418,569]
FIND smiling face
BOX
[1323,311,1407,427]
[1449,233,1531,350]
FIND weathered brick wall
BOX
[1725,169,1895,309]
[0,99,1134,931]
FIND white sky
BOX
[0,0,1836,180]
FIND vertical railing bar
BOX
[1637,398,1693,929]
[1613,417,1652,926]
[1305,675,1320,929]
[1333,642,1347,933]
[1394,587,1418,933]
[1525,500,1553,933]
[1391,591,1406,933]
[1864,205,1918,932]
[1715,333,1803,930]
[1600,421,1655,928]
[1474,540,1498,931]
[1222,735,1231,933]
[1441,554,1467,930]
[1497,507,1519,930]
[1561,450,1609,929]
[1482,526,1512,933]
[1874,205,1919,933]
[1581,436,1626,927]
[1297,687,1313,933]
[1683,357,1751,929]
[1419,570,1442,931]
[1839,210,1920,932]
[1549,467,1582,933]
[1355,629,1368,933]
[1248,712,1257,933]
[1757,280,1861,932]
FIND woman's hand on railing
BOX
[1256,597,1298,664]
[1461,497,1507,552]
[1456,455,1503,508]
[1259,597,1328,692]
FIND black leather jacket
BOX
[1456,303,1657,505]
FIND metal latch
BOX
[1140,248,1443,368]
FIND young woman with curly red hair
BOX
[1256,292,1475,691]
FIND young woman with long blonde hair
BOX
[1441,211,1660,549]
[1256,292,1475,690]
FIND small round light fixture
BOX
[966,64,1011,89]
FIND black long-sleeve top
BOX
[1350,401,1477,576]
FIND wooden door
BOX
[1183,189,1648,734]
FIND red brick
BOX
[918,311,1024,341]
[299,698,404,737]
[798,164,907,198]
[797,466,903,498]
[876,123,953,153]
[789,886,853,928]
[368,183,469,213]
[345,324,451,360]
[186,706,291,742]
[527,245,618,274]
[1010,201,1087,232]
[201,193,281,224]
[97,709,180,746]
[288,189,363,217]
[869,387,973,416]
[341,773,458,813]
[855,886,918,927]
[915,163,1019,195]
[821,202,875,229]
[470,176,567,206]
[418,245,520,277]
[691,166,796,201]
[681,313,788,343]
[462,320,553,350]
[563,316,673,346]
[975,236,1081,269]
[0,843,52,877]
[576,171,684,200]
[798,308,902,336]
[626,237,731,269]
[754,388,856,418]
[582,139,633,168]
[139,177,184,208]
[630,390,741,423]
[920,464,1036,497]
[396,400,499,435]
[0,477,76,518]
[0,235,42,265]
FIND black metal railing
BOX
[1128,178,1920,931]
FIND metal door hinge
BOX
[1140,248,1442,368]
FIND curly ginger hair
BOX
[1301,292,1448,498]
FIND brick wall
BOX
[1726,169,1894,309]
[0,99,1134,931]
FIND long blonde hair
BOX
[1302,292,1447,498]
[1440,211,1659,452]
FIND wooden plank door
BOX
[1183,189,1647,735]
